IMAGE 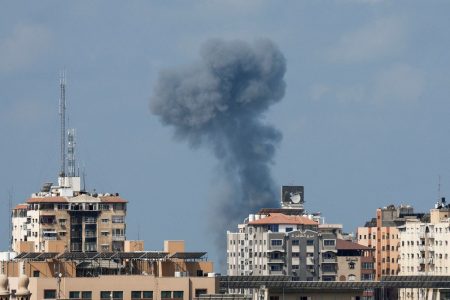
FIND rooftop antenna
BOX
[8,187,13,260]
[67,129,76,177]
[438,175,442,200]
[59,71,66,177]
[82,166,87,192]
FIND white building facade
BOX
[398,199,450,300]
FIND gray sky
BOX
[1,1,450,270]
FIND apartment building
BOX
[397,198,450,300]
[357,204,425,280]
[227,186,340,281]
[12,176,127,253]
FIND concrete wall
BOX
[8,275,218,300]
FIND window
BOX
[292,239,300,245]
[101,231,109,237]
[306,239,314,246]
[286,227,293,232]
[268,224,279,232]
[33,270,40,277]
[82,291,92,299]
[349,261,355,269]
[101,291,123,300]
[173,291,184,299]
[161,291,172,299]
[101,218,109,223]
[271,239,282,246]
[112,216,124,223]
[70,291,80,299]
[132,291,153,299]
[323,240,335,246]
[44,290,56,299]
[195,289,207,297]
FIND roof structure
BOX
[26,197,67,203]
[99,196,128,203]
[336,239,372,251]
[57,251,168,260]
[170,252,207,260]
[13,204,28,210]
[248,213,318,226]
[219,275,450,289]
[258,208,305,215]
[15,252,59,260]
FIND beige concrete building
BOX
[12,176,127,253]
[336,239,375,282]
[357,204,424,280]
[2,241,216,300]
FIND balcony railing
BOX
[306,257,315,265]
[112,235,125,241]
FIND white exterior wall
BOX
[227,224,270,276]
[12,213,27,252]
[26,209,42,252]
[399,215,450,300]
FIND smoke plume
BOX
[150,38,286,254]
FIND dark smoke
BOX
[150,39,286,265]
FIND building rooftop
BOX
[13,204,28,210]
[26,195,127,204]
[336,239,371,251]
[248,213,318,226]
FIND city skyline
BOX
[1,1,450,268]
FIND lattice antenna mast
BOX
[67,129,76,177]
[59,72,66,177]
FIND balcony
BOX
[419,258,425,264]
[418,245,425,252]
[112,235,125,241]
[321,269,337,275]
[84,219,97,224]
[85,232,97,238]
[322,257,336,263]
[307,257,315,265]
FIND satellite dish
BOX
[290,193,301,204]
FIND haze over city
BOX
[1,1,450,268]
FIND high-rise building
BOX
[11,75,127,254]
[226,186,340,281]
[397,198,450,299]
[357,204,425,280]
[11,176,127,253]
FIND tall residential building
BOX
[11,175,127,253]
[357,204,424,280]
[397,198,450,300]
[227,186,340,281]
